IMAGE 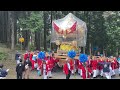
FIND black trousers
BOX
[17,73,22,79]
[66,70,71,79]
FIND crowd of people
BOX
[15,50,59,79]
[63,55,120,79]
[0,50,120,79]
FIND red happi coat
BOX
[98,60,103,70]
[24,53,28,60]
[81,63,92,79]
[74,59,79,70]
[86,60,92,74]
[55,58,59,63]
[81,65,86,79]
[49,57,55,69]
[81,64,91,79]
[63,60,74,75]
[90,60,93,68]
[91,60,98,70]
[69,59,74,71]
[111,60,116,70]
[75,59,79,70]
[37,58,42,69]
[41,63,49,75]
[114,59,119,69]
[46,59,52,71]
[63,63,70,75]
[29,53,33,62]
[78,61,83,69]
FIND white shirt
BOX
[67,63,70,70]
[43,64,46,70]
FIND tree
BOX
[8,11,15,50]
[104,11,120,56]
[18,11,44,50]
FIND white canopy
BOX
[51,13,87,47]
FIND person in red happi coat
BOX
[111,58,116,76]
[37,58,42,76]
[29,52,33,62]
[91,56,98,78]
[81,62,91,79]
[98,58,104,77]
[23,51,29,61]
[86,60,93,78]
[46,55,53,78]
[41,60,49,79]
[69,59,74,74]
[63,58,74,79]
[78,60,83,76]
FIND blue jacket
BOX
[0,69,8,77]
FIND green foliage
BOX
[40,47,44,51]
[104,11,120,47]
[29,42,35,51]
[18,11,44,32]
[0,52,8,60]
[15,43,21,50]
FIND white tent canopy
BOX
[51,13,87,47]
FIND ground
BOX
[0,46,120,79]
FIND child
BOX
[0,64,9,79]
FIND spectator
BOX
[16,59,25,79]
[0,64,9,79]
[15,51,21,64]
[23,57,32,79]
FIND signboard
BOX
[19,37,24,43]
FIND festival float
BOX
[51,13,87,67]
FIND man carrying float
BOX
[63,50,76,79]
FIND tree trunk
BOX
[43,11,47,51]
[14,11,17,46]
[9,11,15,50]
